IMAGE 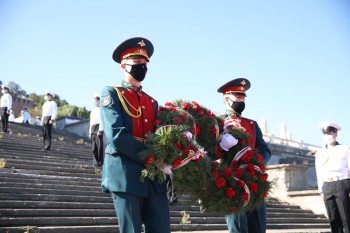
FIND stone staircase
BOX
[0,123,331,233]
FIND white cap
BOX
[1,84,8,90]
[93,92,100,99]
[318,121,341,133]
[44,90,55,97]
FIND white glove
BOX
[183,131,193,140]
[219,133,238,151]
[160,164,173,175]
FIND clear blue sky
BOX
[1,0,349,146]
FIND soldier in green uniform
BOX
[216,78,271,233]
[100,37,171,233]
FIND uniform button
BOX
[151,99,154,102]
[122,91,125,94]
[142,106,145,109]
[145,119,148,122]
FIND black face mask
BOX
[230,100,245,114]
[125,64,147,82]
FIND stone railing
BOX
[267,164,327,217]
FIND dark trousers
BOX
[91,126,104,166]
[111,184,171,233]
[42,116,52,150]
[226,203,266,233]
[1,107,9,132]
[323,179,350,233]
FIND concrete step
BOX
[0,226,120,233]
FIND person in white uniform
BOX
[41,90,57,151]
[315,121,350,233]
[0,84,13,133]
[8,110,15,122]
[89,93,104,166]
[22,106,31,124]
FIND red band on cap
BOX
[120,47,149,61]
[222,86,246,94]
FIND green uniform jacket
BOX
[100,86,166,197]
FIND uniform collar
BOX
[122,81,142,92]
[226,110,241,118]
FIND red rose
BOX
[144,155,156,166]
[246,163,255,171]
[182,102,190,110]
[154,119,161,125]
[192,101,200,110]
[199,110,205,116]
[262,193,267,199]
[173,159,182,167]
[175,119,182,124]
[257,154,263,163]
[240,139,246,145]
[207,109,215,117]
[215,177,226,188]
[242,192,249,201]
[180,113,187,121]
[236,180,245,188]
[156,109,162,114]
[224,167,232,177]
[249,182,258,192]
[226,188,236,198]
[259,174,268,182]
[220,120,225,127]
[211,161,220,166]
[211,169,219,177]
[249,170,255,178]
[230,207,236,212]
[175,143,182,150]
[260,165,266,173]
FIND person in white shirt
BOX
[22,106,31,124]
[34,116,42,126]
[0,84,13,133]
[89,93,104,166]
[41,90,57,151]
[315,121,350,233]
[8,110,15,122]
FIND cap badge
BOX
[138,40,146,47]
[241,80,246,86]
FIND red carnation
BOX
[246,163,255,171]
[144,155,156,166]
[215,148,224,158]
[180,113,187,121]
[215,177,226,188]
[211,127,217,135]
[242,192,249,201]
[234,169,243,178]
[199,110,205,116]
[242,154,251,163]
[240,139,246,145]
[173,159,182,167]
[155,119,161,125]
[249,170,255,178]
[211,169,219,177]
[260,165,266,173]
[226,188,236,198]
[182,147,190,154]
[236,180,245,188]
[230,207,236,212]
[223,167,232,177]
[175,143,182,150]
[257,154,263,163]
[219,120,225,127]
[182,102,190,110]
[262,193,267,199]
[196,125,201,134]
[156,109,162,114]
[211,161,220,166]
[259,174,268,182]
[192,101,200,110]
[250,182,258,192]
[165,102,174,107]
[247,150,254,157]
[231,160,238,169]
